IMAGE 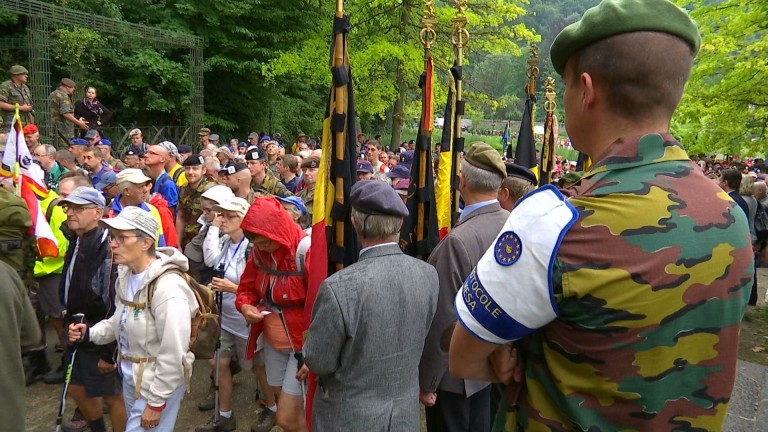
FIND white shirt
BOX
[220,241,250,339]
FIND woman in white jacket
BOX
[69,207,198,431]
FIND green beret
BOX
[550,0,701,76]
[9,65,28,75]
[464,142,505,179]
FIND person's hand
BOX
[489,345,523,385]
[295,364,309,381]
[68,323,87,343]
[211,213,223,228]
[97,359,116,374]
[77,120,89,130]
[240,304,265,324]
[419,389,437,407]
[19,104,33,112]
[140,406,162,429]
[211,277,237,293]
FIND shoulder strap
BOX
[45,198,60,222]
[172,168,183,182]
[146,269,187,312]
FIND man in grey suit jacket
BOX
[419,142,510,432]
[304,180,439,432]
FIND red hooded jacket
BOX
[149,193,178,248]
[236,197,310,357]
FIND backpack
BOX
[146,270,220,359]
[171,167,184,183]
[755,202,768,242]
[0,188,36,288]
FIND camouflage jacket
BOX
[267,160,281,178]
[49,88,74,140]
[178,178,214,247]
[0,80,33,125]
[296,183,314,227]
[462,134,754,432]
[252,173,292,198]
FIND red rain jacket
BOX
[149,193,178,248]
[236,197,310,357]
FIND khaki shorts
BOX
[220,329,253,370]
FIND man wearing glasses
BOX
[0,65,34,126]
[33,144,68,191]
[58,186,126,432]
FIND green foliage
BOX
[673,0,768,157]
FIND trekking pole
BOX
[213,290,223,425]
[54,313,85,432]
[277,310,307,409]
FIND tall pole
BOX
[333,0,346,271]
[527,45,540,99]
[451,0,469,225]
[416,1,436,250]
[541,77,557,185]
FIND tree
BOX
[673,0,768,156]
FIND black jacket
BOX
[60,226,117,362]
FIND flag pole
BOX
[416,1,436,250]
[13,103,22,197]
[450,0,469,226]
[540,77,557,185]
[526,45,540,102]
[333,0,346,271]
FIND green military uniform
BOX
[268,160,281,178]
[49,88,74,143]
[178,177,214,247]
[252,173,292,198]
[0,80,33,126]
[296,183,314,227]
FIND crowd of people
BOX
[0,0,760,431]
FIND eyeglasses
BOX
[61,204,98,214]
[108,234,139,245]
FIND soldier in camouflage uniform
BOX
[0,65,34,126]
[296,156,318,228]
[448,1,755,431]
[49,78,88,146]
[243,147,292,198]
[176,154,214,249]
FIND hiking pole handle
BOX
[71,313,86,324]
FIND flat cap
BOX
[387,164,410,180]
[216,147,233,159]
[198,127,211,136]
[351,180,408,217]
[550,0,701,76]
[182,154,205,167]
[209,134,220,141]
[10,65,28,75]
[178,144,193,154]
[60,78,76,88]
[301,157,320,169]
[356,160,373,173]
[505,163,538,186]
[248,132,259,139]
[244,147,265,161]
[464,142,506,179]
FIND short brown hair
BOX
[574,32,693,121]
[281,154,298,174]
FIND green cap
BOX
[550,0,701,76]
[464,142,506,179]
[9,65,28,75]
[559,171,583,186]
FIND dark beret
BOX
[182,154,205,167]
[400,150,414,165]
[178,145,193,154]
[125,148,140,157]
[464,142,506,179]
[244,147,265,161]
[505,163,538,186]
[387,164,410,179]
[219,162,248,175]
[301,157,320,169]
[550,0,701,76]
[350,180,408,218]
[356,160,373,173]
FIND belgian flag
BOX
[304,9,359,429]
[436,66,458,238]
[399,56,439,258]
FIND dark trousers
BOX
[425,386,491,432]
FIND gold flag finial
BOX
[451,1,469,50]
[544,77,557,113]
[526,45,540,96]
[419,0,437,50]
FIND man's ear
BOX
[580,71,596,112]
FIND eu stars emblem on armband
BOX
[495,231,522,266]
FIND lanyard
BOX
[223,238,244,275]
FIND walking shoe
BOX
[251,408,276,432]
[62,409,89,432]
[42,362,65,384]
[197,391,216,411]
[195,413,237,432]
[23,349,50,386]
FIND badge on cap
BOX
[227,165,236,175]
[198,156,204,165]
[494,231,522,266]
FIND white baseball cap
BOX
[201,185,235,205]
[213,197,250,217]
[117,168,152,185]
[100,206,158,241]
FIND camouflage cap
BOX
[198,127,211,136]
[9,65,28,75]
[464,142,506,179]
[550,0,701,75]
